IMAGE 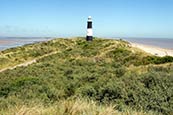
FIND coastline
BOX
[130,42,173,57]
[1,38,173,57]
[0,38,52,51]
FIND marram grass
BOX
[1,98,157,115]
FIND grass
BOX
[1,98,157,115]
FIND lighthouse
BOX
[86,16,93,41]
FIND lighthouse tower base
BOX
[86,36,93,41]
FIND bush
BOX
[143,56,173,65]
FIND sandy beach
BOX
[131,42,173,57]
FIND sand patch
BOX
[131,42,173,57]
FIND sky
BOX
[0,0,173,38]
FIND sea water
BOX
[0,37,52,51]
[0,37,173,51]
[123,38,173,49]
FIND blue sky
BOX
[0,0,173,38]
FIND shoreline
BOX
[0,38,52,51]
[1,38,173,57]
[130,42,173,57]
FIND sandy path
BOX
[0,60,37,72]
[0,51,58,73]
[131,42,173,57]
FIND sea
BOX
[0,37,173,51]
[122,38,173,49]
[0,37,53,51]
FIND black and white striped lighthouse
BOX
[86,16,93,41]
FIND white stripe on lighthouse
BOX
[87,28,93,36]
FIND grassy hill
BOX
[0,37,173,115]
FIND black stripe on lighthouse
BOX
[87,22,92,28]
[86,16,93,41]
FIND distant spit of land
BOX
[0,39,14,44]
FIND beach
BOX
[131,42,173,57]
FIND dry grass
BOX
[0,99,157,115]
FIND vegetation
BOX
[1,98,156,115]
[0,37,173,115]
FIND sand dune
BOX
[131,42,173,57]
